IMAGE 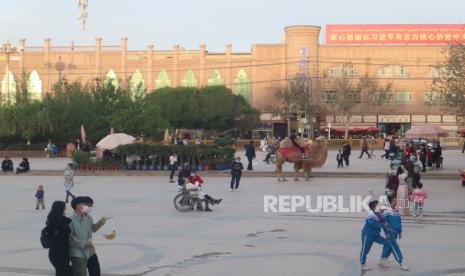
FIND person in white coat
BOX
[64,164,76,203]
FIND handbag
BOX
[40,226,50,249]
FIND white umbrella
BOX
[96,133,136,150]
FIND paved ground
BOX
[0,173,464,276]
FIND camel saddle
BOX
[277,143,310,162]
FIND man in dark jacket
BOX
[244,141,256,170]
[177,163,191,190]
[1,157,13,172]
[342,143,351,166]
[230,156,244,191]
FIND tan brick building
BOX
[1,25,463,137]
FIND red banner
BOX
[325,24,465,45]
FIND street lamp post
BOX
[1,40,17,104]
[327,122,332,141]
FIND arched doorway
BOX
[1,71,16,104]
[207,69,224,86]
[234,69,250,102]
[129,69,145,98]
[181,70,197,87]
[155,70,171,89]
[28,70,42,101]
[105,70,119,89]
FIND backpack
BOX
[232,162,242,171]
[40,225,50,249]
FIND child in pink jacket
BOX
[411,182,427,217]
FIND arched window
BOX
[155,70,171,89]
[207,69,224,86]
[377,65,410,78]
[234,69,250,102]
[104,70,119,88]
[181,70,197,87]
[28,70,42,101]
[129,69,145,98]
[325,64,358,78]
[1,71,16,104]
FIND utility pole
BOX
[297,46,312,138]
[77,0,88,46]
[1,40,17,104]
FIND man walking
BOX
[342,143,351,166]
[169,153,178,183]
[230,156,244,191]
[359,138,371,159]
[244,140,256,170]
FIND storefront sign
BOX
[411,115,426,123]
[427,115,441,123]
[378,115,410,123]
[326,24,465,45]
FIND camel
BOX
[275,136,328,182]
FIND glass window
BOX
[326,64,358,78]
[394,91,413,104]
[374,91,393,103]
[377,65,409,78]
[324,91,336,103]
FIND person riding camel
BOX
[290,129,306,159]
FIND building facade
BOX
[1,25,463,137]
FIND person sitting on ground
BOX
[1,156,14,172]
[16,157,30,174]
[186,171,222,212]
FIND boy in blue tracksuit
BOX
[360,200,391,271]
[381,198,409,271]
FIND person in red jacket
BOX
[187,171,204,187]
[186,171,222,211]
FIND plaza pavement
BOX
[0,172,465,276]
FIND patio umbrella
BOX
[404,124,449,139]
[366,127,380,132]
[96,133,136,150]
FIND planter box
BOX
[163,166,169,170]
[204,164,213,171]
[149,165,155,170]
[156,165,162,170]
[196,165,204,171]
[142,165,148,170]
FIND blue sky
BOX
[1,0,464,51]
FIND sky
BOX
[1,0,465,51]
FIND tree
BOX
[432,43,465,116]
[271,78,320,137]
[323,76,391,138]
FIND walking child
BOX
[411,182,427,217]
[336,150,344,168]
[230,156,244,191]
[359,200,391,271]
[458,168,465,187]
[35,185,45,209]
[381,198,409,271]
